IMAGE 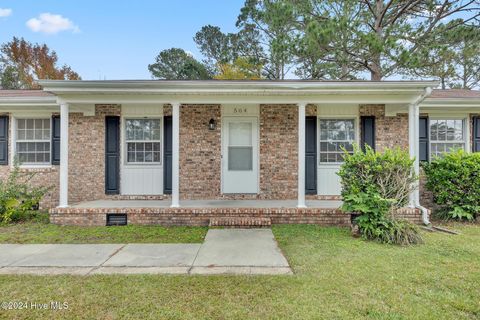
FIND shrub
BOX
[338,145,422,245]
[0,161,50,224]
[423,150,480,221]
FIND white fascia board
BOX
[38,79,439,91]
[0,96,58,107]
[420,98,480,108]
[38,80,439,98]
[55,93,427,105]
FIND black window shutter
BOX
[105,116,120,194]
[419,116,429,161]
[0,116,8,165]
[163,116,172,194]
[473,116,480,152]
[51,115,61,165]
[305,116,317,195]
[360,116,375,151]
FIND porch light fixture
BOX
[208,118,216,130]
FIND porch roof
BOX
[38,79,439,105]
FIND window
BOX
[430,119,465,158]
[319,119,355,163]
[125,119,161,164]
[16,119,51,164]
[228,122,253,171]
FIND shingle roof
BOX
[430,89,480,99]
[0,90,54,97]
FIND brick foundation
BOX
[49,206,425,226]
[50,206,350,226]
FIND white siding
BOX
[317,165,342,196]
[120,105,164,195]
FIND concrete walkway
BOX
[0,229,291,275]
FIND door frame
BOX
[221,115,260,194]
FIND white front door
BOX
[222,116,258,193]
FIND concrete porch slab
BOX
[193,229,290,268]
[103,244,201,267]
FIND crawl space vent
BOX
[106,213,127,226]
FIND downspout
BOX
[411,87,433,226]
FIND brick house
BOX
[0,80,479,226]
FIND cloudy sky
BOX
[0,0,244,79]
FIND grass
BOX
[0,223,479,319]
[0,212,207,244]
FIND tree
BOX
[295,0,480,80]
[406,22,480,89]
[148,48,212,80]
[237,0,297,79]
[214,57,263,80]
[0,37,81,89]
[405,23,458,89]
[450,24,480,89]
[194,24,266,78]
[293,0,364,79]
[194,25,237,72]
[0,65,22,89]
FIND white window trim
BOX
[317,116,359,166]
[11,115,53,169]
[428,115,470,159]
[122,117,163,166]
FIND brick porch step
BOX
[209,217,272,228]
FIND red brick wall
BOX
[0,106,121,209]
[179,104,222,200]
[359,105,409,151]
[259,104,298,199]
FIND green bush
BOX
[0,162,50,224]
[423,150,480,221]
[338,145,422,245]
[9,210,49,223]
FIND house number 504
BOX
[234,108,248,114]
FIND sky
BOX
[0,0,245,80]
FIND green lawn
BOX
[0,214,207,243]
[0,223,479,319]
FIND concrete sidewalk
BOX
[0,229,291,275]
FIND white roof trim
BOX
[421,97,480,108]
[37,80,439,106]
[0,95,58,107]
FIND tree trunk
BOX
[370,0,384,81]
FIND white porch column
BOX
[59,103,69,207]
[297,103,307,208]
[171,102,180,208]
[408,103,420,206]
